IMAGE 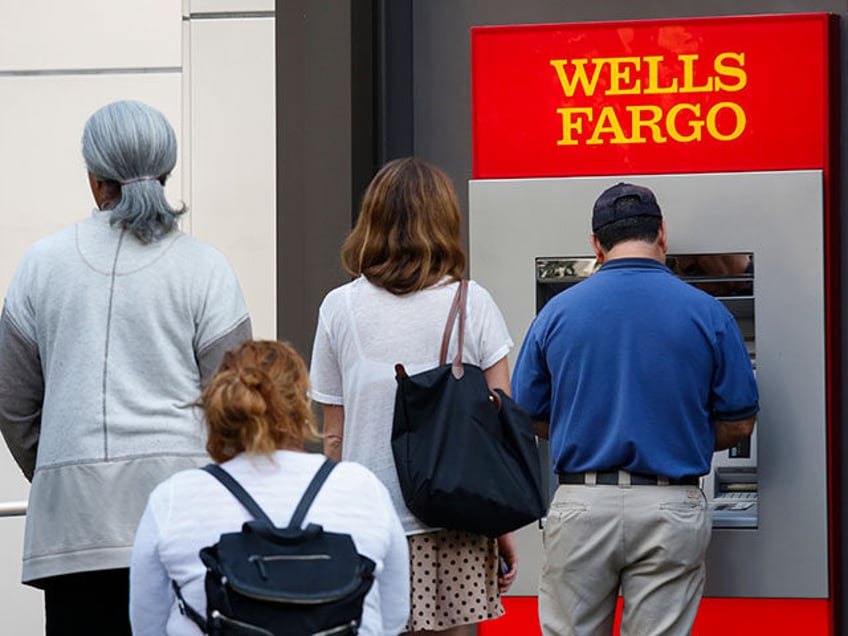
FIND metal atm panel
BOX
[468,170,827,598]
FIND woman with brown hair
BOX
[310,157,518,635]
[129,340,410,635]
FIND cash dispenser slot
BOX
[716,467,758,494]
[711,467,758,529]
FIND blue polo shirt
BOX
[512,258,759,478]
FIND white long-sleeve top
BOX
[130,450,410,635]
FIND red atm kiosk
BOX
[469,14,839,635]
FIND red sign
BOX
[471,14,832,179]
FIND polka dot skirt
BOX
[404,529,505,632]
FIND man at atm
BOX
[511,182,759,635]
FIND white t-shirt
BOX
[310,277,513,534]
[130,450,410,636]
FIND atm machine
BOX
[470,170,828,594]
[469,14,838,634]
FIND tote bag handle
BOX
[438,280,468,379]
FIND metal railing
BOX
[0,501,27,518]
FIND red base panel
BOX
[478,597,830,635]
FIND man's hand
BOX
[715,416,756,451]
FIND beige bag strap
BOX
[439,280,468,378]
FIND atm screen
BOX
[536,253,753,295]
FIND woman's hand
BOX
[322,405,345,462]
[497,532,518,593]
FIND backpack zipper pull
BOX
[249,555,269,580]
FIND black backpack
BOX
[173,459,376,636]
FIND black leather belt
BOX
[558,470,700,486]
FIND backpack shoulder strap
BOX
[202,464,275,527]
[173,581,208,633]
[288,458,337,530]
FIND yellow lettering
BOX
[643,56,679,94]
[679,54,714,93]
[550,59,605,97]
[556,107,594,145]
[626,105,667,143]
[604,57,642,95]
[714,52,747,92]
[587,107,629,145]
[549,51,749,146]
[666,103,704,142]
[706,102,746,140]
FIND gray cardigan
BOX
[0,210,251,584]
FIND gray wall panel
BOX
[277,0,353,357]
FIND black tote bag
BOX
[391,280,547,537]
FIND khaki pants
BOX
[539,483,711,636]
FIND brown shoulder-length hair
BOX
[198,340,320,463]
[341,157,466,294]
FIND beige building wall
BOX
[0,2,276,633]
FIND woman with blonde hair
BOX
[310,157,518,635]
[130,340,410,635]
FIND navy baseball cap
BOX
[592,182,662,232]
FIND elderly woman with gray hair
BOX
[0,100,251,635]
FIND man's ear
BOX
[590,234,605,263]
[657,221,668,254]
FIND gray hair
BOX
[82,100,186,243]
